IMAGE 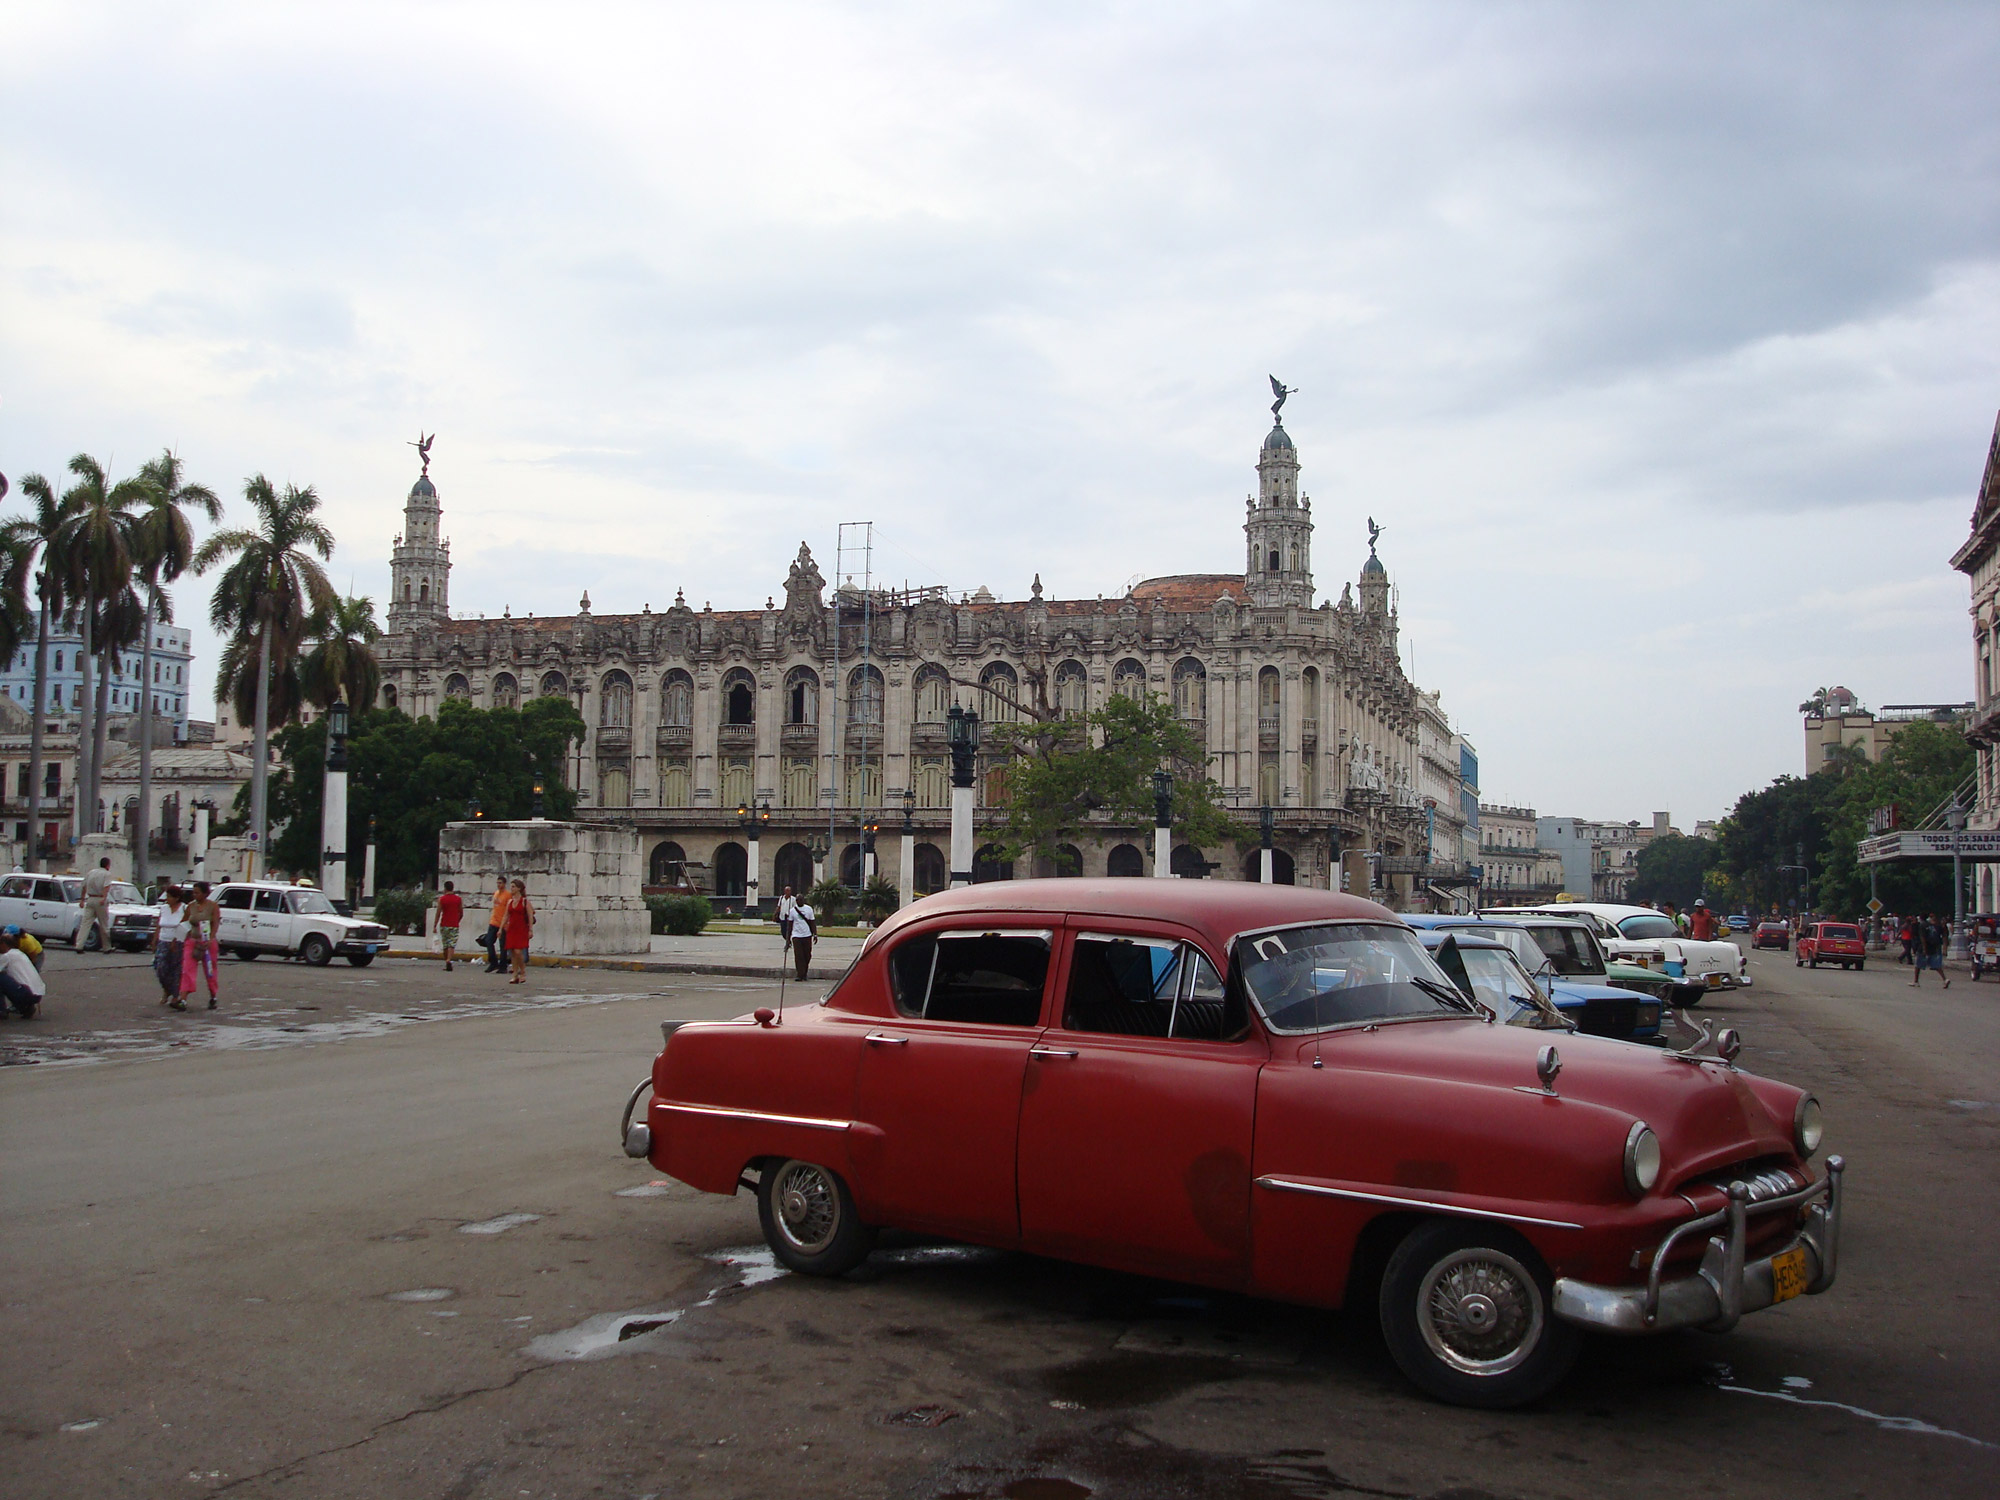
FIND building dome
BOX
[1262,422,1294,452]
[1361,552,1386,576]
[410,474,436,498]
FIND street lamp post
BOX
[738,801,770,918]
[1259,804,1275,885]
[1948,797,1969,956]
[861,816,879,886]
[531,780,546,821]
[947,705,980,888]
[362,814,378,901]
[319,696,350,898]
[190,798,214,880]
[1328,828,1342,893]
[809,832,829,889]
[898,787,916,909]
[1152,769,1173,878]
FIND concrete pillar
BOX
[320,767,348,899]
[1261,846,1273,884]
[746,828,761,917]
[899,829,914,908]
[191,805,211,878]
[1154,822,1171,878]
[950,784,975,888]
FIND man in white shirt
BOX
[0,929,47,1018]
[81,857,114,953]
[776,886,799,946]
[789,899,816,980]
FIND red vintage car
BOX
[619,881,1843,1408]
[1751,920,1791,951]
[1796,921,1866,971]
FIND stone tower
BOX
[1359,529,1390,615]
[1243,415,1313,609]
[387,450,451,634]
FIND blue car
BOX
[1403,915,1665,1042]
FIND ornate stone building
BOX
[377,409,1456,907]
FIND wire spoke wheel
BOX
[770,1161,840,1256]
[1417,1247,1544,1375]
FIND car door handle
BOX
[864,1033,908,1046]
[1029,1046,1079,1060]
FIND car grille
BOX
[113,915,151,927]
[1575,998,1638,1038]
[350,925,387,942]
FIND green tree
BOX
[1814,720,1973,916]
[130,449,222,886]
[194,476,336,870]
[1627,831,1718,909]
[260,698,586,886]
[986,692,1243,872]
[299,594,382,711]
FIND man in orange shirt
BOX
[481,875,509,974]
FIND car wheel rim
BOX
[1417,1247,1544,1376]
[772,1162,839,1255]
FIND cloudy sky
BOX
[3,1,1996,822]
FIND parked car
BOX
[211,881,390,965]
[1492,903,1748,1004]
[1726,913,1751,931]
[1752,921,1791,951]
[1970,916,1999,980]
[1795,921,1866,971]
[1402,915,1664,1041]
[621,880,1844,1409]
[0,872,154,950]
[1412,931,1572,1031]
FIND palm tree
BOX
[194,476,335,873]
[213,629,306,731]
[300,595,382,712]
[54,455,147,839]
[1,474,80,869]
[130,451,221,887]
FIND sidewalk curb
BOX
[384,949,842,981]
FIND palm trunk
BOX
[91,634,112,839]
[76,606,95,844]
[250,619,272,880]
[24,590,49,873]
[136,596,154,889]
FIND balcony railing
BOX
[594,725,632,753]
[717,723,756,748]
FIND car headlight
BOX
[1623,1121,1661,1197]
[1793,1095,1824,1159]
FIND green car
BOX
[1605,959,1676,1002]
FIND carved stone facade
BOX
[378,415,1448,905]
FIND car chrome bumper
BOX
[1553,1156,1843,1335]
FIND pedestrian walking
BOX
[152,886,191,1009]
[481,874,509,973]
[435,882,464,972]
[81,856,114,953]
[1898,915,1916,965]
[1912,912,1951,989]
[182,880,221,1009]
[776,886,799,948]
[1689,900,1718,941]
[789,896,816,981]
[501,878,535,984]
[0,928,45,1019]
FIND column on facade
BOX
[1281,654,1301,809]
[757,664,778,805]
[693,661,718,803]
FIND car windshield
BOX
[1237,923,1468,1033]
[1454,946,1566,1029]
[109,883,141,904]
[1521,922,1603,976]
[288,890,336,915]
[1618,914,1680,939]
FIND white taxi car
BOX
[212,881,389,966]
[1490,902,1747,1004]
[0,872,157,950]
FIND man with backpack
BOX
[1912,913,1951,989]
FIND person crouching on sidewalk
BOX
[0,928,45,1019]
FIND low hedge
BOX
[647,893,712,936]
[372,887,433,936]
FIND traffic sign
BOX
[1867,898,1884,914]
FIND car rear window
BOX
[1822,924,1859,939]
[1062,934,1238,1041]
[888,929,1050,1026]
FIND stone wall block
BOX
[436,819,648,954]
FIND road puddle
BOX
[458,1212,543,1236]
[386,1287,456,1302]
[1706,1366,1994,1448]
[525,1246,785,1362]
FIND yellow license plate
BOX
[1706,973,1725,986]
[1771,1246,1809,1303]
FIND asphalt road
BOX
[3,941,1996,1499]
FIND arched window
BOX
[915,756,948,808]
[599,670,633,727]
[713,842,747,900]
[979,662,1020,723]
[784,667,819,726]
[1052,843,1083,877]
[662,670,693,727]
[1258,666,1280,723]
[1288,545,1299,572]
[722,669,755,726]
[840,843,864,885]
[649,841,687,886]
[420,580,429,602]
[598,764,630,806]
[721,757,752,807]
[848,664,884,726]
[659,762,691,806]
[1113,659,1146,701]
[1170,844,1209,879]
[1054,660,1088,717]
[914,665,950,723]
[444,673,470,699]
[1244,847,1296,884]
[1267,549,1279,572]
[540,671,568,698]
[773,843,814,896]
[973,844,1013,883]
[402,583,411,601]
[491,673,519,710]
[1259,755,1280,806]
[912,843,947,895]
[982,761,1010,807]
[782,758,816,808]
[1172,659,1207,721]
[382,684,399,710]
[1301,667,1318,718]
[1106,843,1144,878]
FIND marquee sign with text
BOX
[1857,830,2000,863]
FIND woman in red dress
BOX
[502,878,535,983]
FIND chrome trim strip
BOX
[1253,1174,1584,1230]
[658,1101,853,1133]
